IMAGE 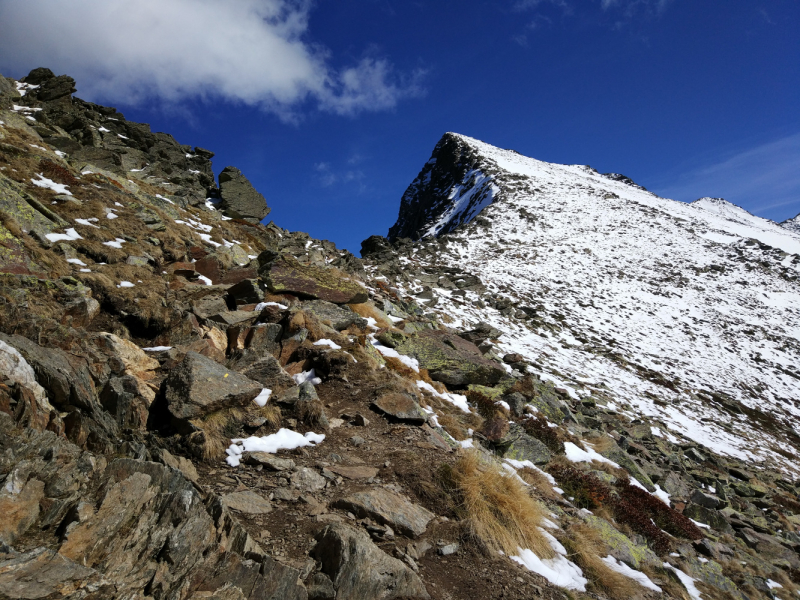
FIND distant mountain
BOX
[372,133,800,472]
[781,212,800,234]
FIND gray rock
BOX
[0,548,110,599]
[163,351,262,423]
[371,393,428,424]
[690,489,726,509]
[218,166,271,224]
[301,300,366,331]
[684,504,734,535]
[502,430,552,465]
[332,488,434,538]
[438,543,459,556]
[291,467,327,492]
[307,571,336,600]
[241,354,296,391]
[502,392,527,417]
[222,490,273,514]
[312,523,430,600]
[662,472,691,498]
[243,453,295,471]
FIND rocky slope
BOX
[781,213,800,235]
[1,73,799,600]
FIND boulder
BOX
[218,166,271,224]
[458,321,503,344]
[371,393,428,424]
[261,255,368,304]
[163,351,262,422]
[301,300,366,330]
[394,330,507,387]
[312,523,429,599]
[240,354,296,392]
[332,488,434,538]
[502,430,552,465]
[0,548,112,599]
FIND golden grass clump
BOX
[298,397,325,427]
[191,407,246,460]
[347,301,394,329]
[453,450,553,558]
[562,522,642,599]
[438,413,469,441]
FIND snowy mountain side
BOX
[781,213,800,234]
[369,133,800,474]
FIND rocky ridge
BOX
[0,72,798,600]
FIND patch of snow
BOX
[314,339,342,350]
[79,268,91,272]
[74,218,100,228]
[255,301,288,311]
[45,228,82,243]
[31,174,71,195]
[663,564,703,600]
[293,369,322,386]
[416,380,471,412]
[766,579,783,590]
[142,346,172,352]
[197,275,212,286]
[370,338,420,372]
[66,258,87,266]
[117,281,135,288]
[253,388,272,407]
[103,238,126,249]
[601,556,662,592]
[564,442,620,468]
[225,429,325,467]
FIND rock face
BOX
[163,351,262,422]
[218,166,271,224]
[388,132,494,240]
[312,523,429,600]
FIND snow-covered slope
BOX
[373,133,800,473]
[781,212,800,235]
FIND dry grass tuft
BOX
[347,300,393,329]
[192,407,245,460]
[517,467,561,501]
[255,404,282,429]
[563,522,643,599]
[453,451,553,558]
[466,389,499,420]
[298,398,325,427]
[438,413,469,441]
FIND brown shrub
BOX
[521,414,562,453]
[39,158,81,186]
[615,478,703,541]
[298,398,325,427]
[548,463,612,509]
[466,389,498,420]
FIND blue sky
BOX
[1,0,798,254]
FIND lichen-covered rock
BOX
[218,166,271,224]
[394,330,507,387]
[261,255,368,304]
[372,392,428,424]
[581,514,659,569]
[301,299,367,331]
[502,429,552,465]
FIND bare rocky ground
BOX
[0,70,798,600]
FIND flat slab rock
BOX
[371,393,428,424]
[262,255,368,304]
[221,490,273,514]
[333,488,434,538]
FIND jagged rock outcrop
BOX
[218,166,271,224]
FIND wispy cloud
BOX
[652,133,800,221]
[0,0,424,119]
[314,160,366,190]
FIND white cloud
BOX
[314,160,366,189]
[652,132,800,221]
[600,0,672,16]
[0,0,422,117]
